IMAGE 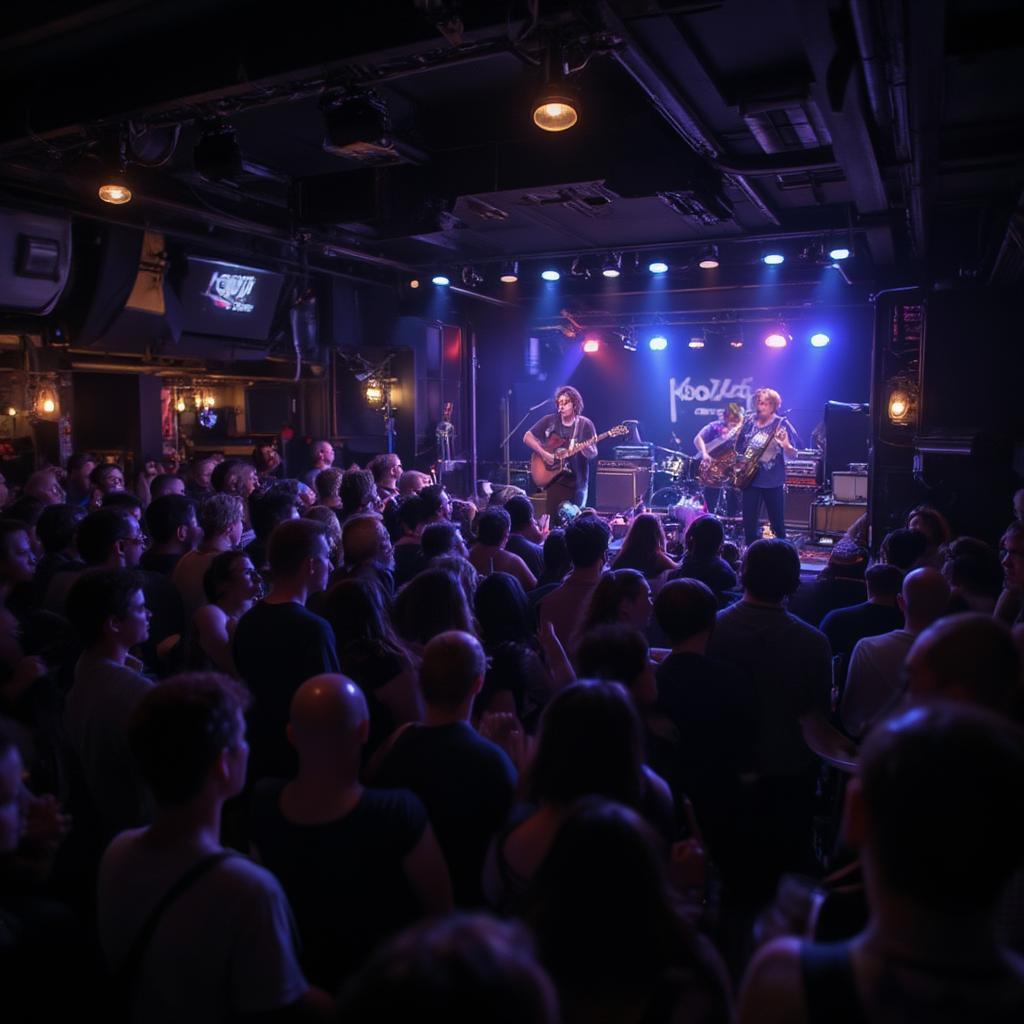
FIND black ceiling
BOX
[0,0,1021,296]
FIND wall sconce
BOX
[175,395,187,413]
[364,380,383,405]
[35,384,59,417]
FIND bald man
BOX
[249,674,451,989]
[840,567,951,738]
[335,514,395,598]
[904,613,1022,722]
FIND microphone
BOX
[528,398,553,412]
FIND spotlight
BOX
[697,245,720,270]
[688,337,705,349]
[648,334,668,351]
[620,328,637,352]
[541,268,561,282]
[365,380,383,405]
[5,406,16,417]
[532,86,579,133]
[810,332,830,348]
[461,266,483,288]
[729,339,744,349]
[828,246,851,261]
[764,331,788,348]
[409,279,420,289]
[98,174,132,205]
[762,251,785,266]
[886,378,918,425]
[601,253,622,279]
[175,397,187,413]
[431,274,450,286]
[582,337,600,354]
[648,260,669,275]
[499,261,519,284]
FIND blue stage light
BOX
[648,261,668,274]
[431,274,450,286]
[810,332,830,348]
[648,335,668,351]
[541,269,561,281]
[762,252,785,266]
[828,247,850,261]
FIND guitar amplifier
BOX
[832,471,868,502]
[784,486,817,531]
[594,463,651,513]
[811,500,867,538]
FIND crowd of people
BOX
[1,443,1023,1022]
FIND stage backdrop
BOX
[509,320,872,465]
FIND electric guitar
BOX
[530,423,629,489]
[731,416,787,490]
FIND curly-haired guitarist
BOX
[735,387,798,544]
[523,386,598,516]
[694,402,745,517]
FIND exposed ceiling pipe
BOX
[849,0,893,135]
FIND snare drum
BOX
[650,486,685,509]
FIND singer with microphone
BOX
[523,385,598,516]
[735,387,799,544]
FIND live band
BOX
[524,385,799,545]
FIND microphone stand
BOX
[500,398,552,479]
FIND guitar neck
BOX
[564,427,615,459]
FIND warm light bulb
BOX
[365,382,383,404]
[888,390,911,421]
[175,398,187,413]
[98,182,132,204]
[42,398,55,414]
[6,406,16,417]
[533,99,578,132]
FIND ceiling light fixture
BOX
[688,336,705,349]
[648,334,668,351]
[810,332,831,348]
[98,129,133,204]
[499,261,519,284]
[762,251,785,266]
[582,336,600,354]
[648,260,669,274]
[697,245,720,269]
[764,329,789,348]
[541,268,561,282]
[601,253,622,279]
[828,246,850,261]
[532,43,579,132]
[431,274,450,286]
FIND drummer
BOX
[694,402,744,517]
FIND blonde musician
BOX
[523,386,597,516]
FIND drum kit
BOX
[649,445,743,541]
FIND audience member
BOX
[188,551,262,675]
[64,569,153,840]
[391,495,430,587]
[579,568,653,638]
[172,494,244,622]
[504,495,545,579]
[233,519,338,781]
[841,567,950,738]
[337,514,395,597]
[23,468,66,507]
[526,798,731,1024]
[538,515,610,651]
[149,473,185,500]
[391,568,475,652]
[97,672,329,1022]
[996,520,1024,626]
[819,562,904,660]
[367,453,402,503]
[303,439,336,488]
[338,914,557,1024]
[786,540,868,627]
[469,507,536,591]
[250,674,451,987]
[420,520,469,561]
[374,631,516,906]
[611,513,678,579]
[941,535,1004,614]
[64,452,97,507]
[877,526,929,572]
[907,504,953,568]
[33,503,85,602]
[737,703,1024,1023]
[245,489,299,577]
[340,469,379,522]
[707,539,832,886]
[140,495,199,576]
[668,515,738,603]
[313,467,343,510]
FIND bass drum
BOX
[650,486,685,509]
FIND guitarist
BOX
[735,387,798,544]
[523,385,598,516]
[694,402,744,517]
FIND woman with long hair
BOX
[579,568,654,638]
[525,798,731,1024]
[482,680,673,912]
[319,578,422,748]
[391,567,476,653]
[611,513,678,579]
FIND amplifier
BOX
[784,486,817,530]
[812,500,867,538]
[601,459,653,470]
[594,463,651,513]
[832,471,868,502]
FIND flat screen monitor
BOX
[178,256,284,340]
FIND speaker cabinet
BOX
[784,487,817,530]
[812,501,867,537]
[594,465,651,512]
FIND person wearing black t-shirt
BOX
[373,630,517,907]
[524,386,598,517]
[233,519,339,781]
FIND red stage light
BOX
[582,337,600,354]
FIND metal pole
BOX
[469,326,478,503]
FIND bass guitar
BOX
[697,450,737,487]
[530,424,629,489]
